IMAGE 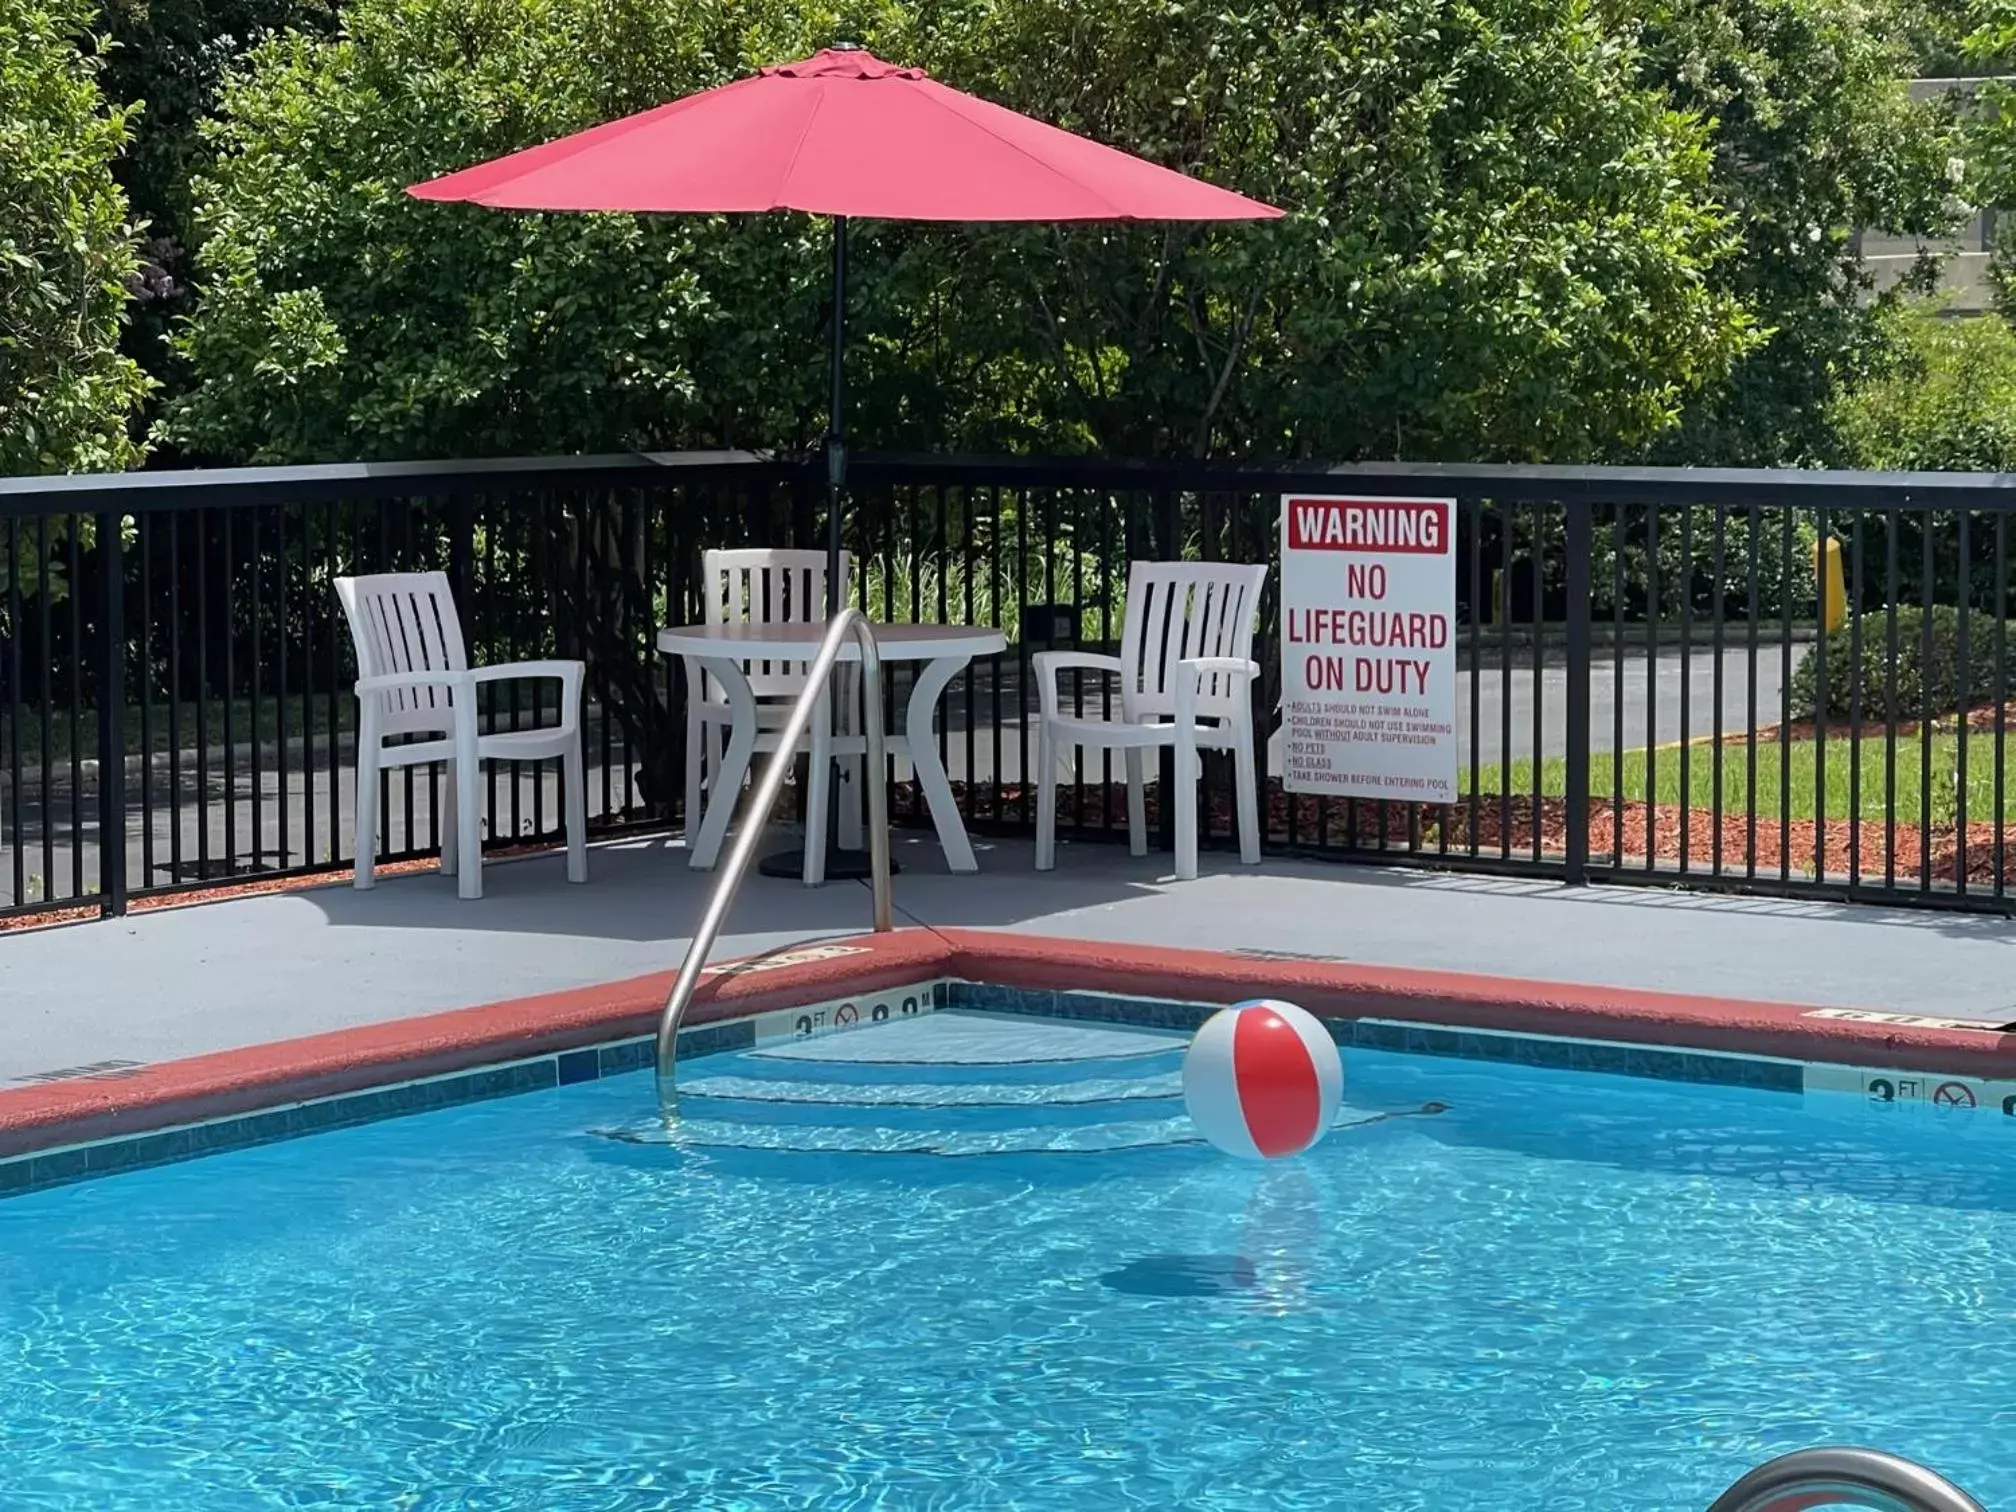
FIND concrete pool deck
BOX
[4,828,2015,1090]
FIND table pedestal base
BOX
[759,751,897,883]
[757,846,898,881]
[658,623,1006,879]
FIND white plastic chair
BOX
[336,571,587,900]
[684,549,852,879]
[1032,560,1268,881]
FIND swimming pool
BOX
[0,1001,2006,1510]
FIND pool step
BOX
[749,1012,1183,1068]
[596,1111,1200,1157]
[599,1010,1200,1159]
[677,1071,1183,1107]
[724,1045,1185,1090]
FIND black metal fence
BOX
[5,450,2016,921]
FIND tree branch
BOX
[1032,284,1094,419]
[1191,284,1263,459]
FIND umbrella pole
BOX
[760,214,897,883]
[825,212,848,616]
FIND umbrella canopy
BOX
[407,47,1282,222]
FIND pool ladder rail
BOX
[654,608,896,1121]
[1708,1448,1986,1512]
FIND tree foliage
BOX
[164,0,832,461]
[924,0,1762,462]
[1832,304,2016,472]
[1896,0,1989,75]
[164,0,1758,465]
[1962,3,2016,316]
[0,0,151,474]
[97,0,337,243]
[92,0,339,415]
[1625,0,1963,466]
[1817,305,2016,631]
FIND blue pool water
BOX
[2,1009,2012,1511]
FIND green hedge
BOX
[1789,605,2006,720]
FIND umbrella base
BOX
[758,846,898,882]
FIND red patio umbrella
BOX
[408,43,1282,870]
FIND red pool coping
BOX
[4,927,2013,1161]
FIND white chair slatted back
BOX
[1119,561,1269,721]
[700,548,851,701]
[335,571,469,737]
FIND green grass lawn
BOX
[1470,727,2016,827]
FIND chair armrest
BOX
[470,659,586,730]
[1173,656,1260,726]
[466,659,584,693]
[353,670,471,695]
[1177,657,1259,680]
[355,660,584,695]
[1030,651,1125,720]
[354,660,586,730]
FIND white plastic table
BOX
[655,620,1007,878]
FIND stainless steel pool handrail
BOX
[1706,1448,1986,1512]
[654,609,893,1119]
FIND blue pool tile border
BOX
[0,1017,756,1202]
[944,982,1805,1093]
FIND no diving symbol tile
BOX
[835,1004,859,1028]
[1933,1080,1978,1110]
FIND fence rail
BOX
[5,450,2016,920]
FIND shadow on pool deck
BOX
[2,823,2015,1086]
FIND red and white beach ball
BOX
[1182,999,1343,1160]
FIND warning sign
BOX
[1933,1081,1978,1109]
[1280,495,1458,804]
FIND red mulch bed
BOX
[905,779,2016,888]
[1448,795,2012,887]
[1734,699,2016,746]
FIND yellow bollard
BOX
[1813,536,1846,633]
